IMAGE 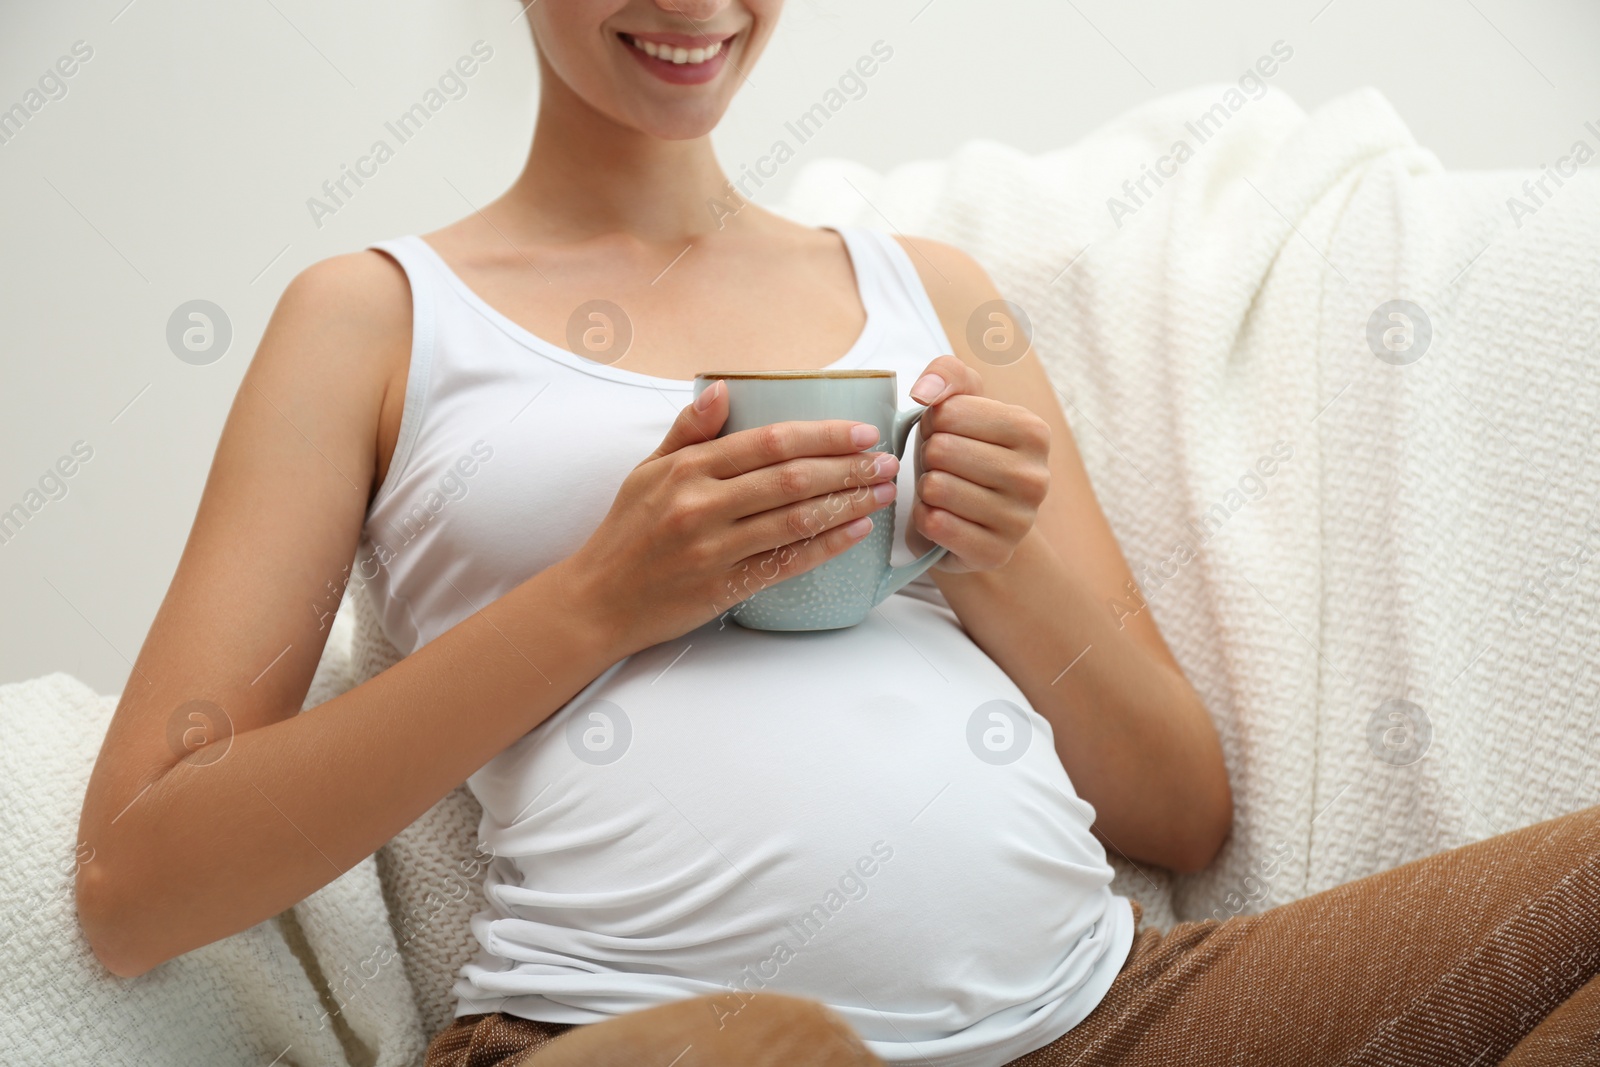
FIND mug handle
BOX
[872,403,948,605]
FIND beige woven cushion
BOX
[311,579,489,1042]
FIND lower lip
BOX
[621,35,730,86]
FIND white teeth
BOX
[629,35,724,64]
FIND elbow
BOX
[1167,774,1234,875]
[1162,684,1233,875]
[76,859,160,979]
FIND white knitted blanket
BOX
[4,85,1596,1064]
[0,617,427,1067]
[779,85,1600,927]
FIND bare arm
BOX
[76,252,896,977]
[73,253,631,976]
[895,236,1232,873]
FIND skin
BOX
[74,0,1230,996]
[518,993,882,1066]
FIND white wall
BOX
[2,0,1596,692]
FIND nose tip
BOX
[652,0,729,20]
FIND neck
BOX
[499,59,750,244]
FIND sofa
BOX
[3,84,1597,1065]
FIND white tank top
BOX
[361,228,1134,1066]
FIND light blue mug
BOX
[693,369,948,631]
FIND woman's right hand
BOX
[568,379,900,653]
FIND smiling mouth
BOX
[619,32,730,66]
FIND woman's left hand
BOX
[904,355,1052,573]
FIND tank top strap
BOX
[834,226,956,357]
[366,236,439,514]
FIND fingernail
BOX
[694,380,721,412]
[850,423,879,448]
[910,373,945,403]
[873,453,899,477]
[844,516,873,539]
[872,481,897,504]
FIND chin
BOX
[629,108,724,141]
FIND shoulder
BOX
[889,235,995,296]
[244,250,419,497]
[274,250,412,342]
[887,235,1012,366]
[253,250,413,397]
[246,251,414,466]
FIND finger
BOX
[920,431,1050,503]
[922,395,1050,455]
[699,418,880,479]
[915,469,1032,540]
[733,477,897,560]
[723,513,878,609]
[912,500,1016,571]
[646,379,729,462]
[909,354,985,406]
[725,451,899,518]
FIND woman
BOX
[75,1,1600,1064]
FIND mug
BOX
[692,369,948,631]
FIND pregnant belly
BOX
[464,593,1119,1035]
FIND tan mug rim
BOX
[695,369,893,380]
